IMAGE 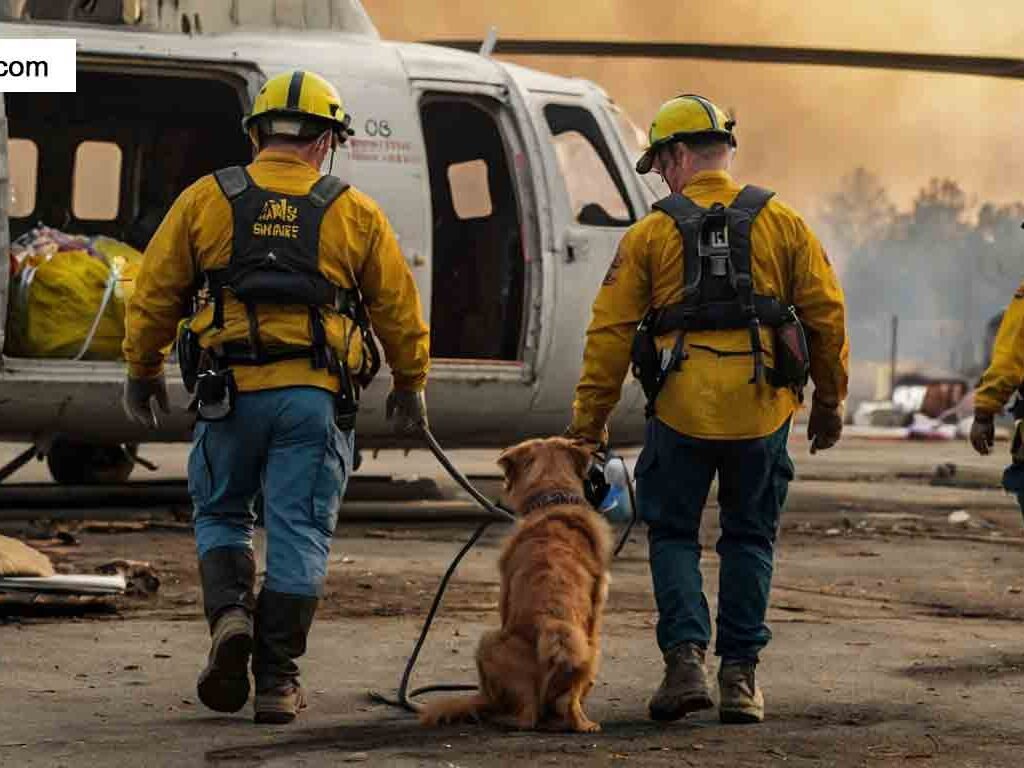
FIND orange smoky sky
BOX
[365,0,1024,233]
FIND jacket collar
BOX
[681,169,736,197]
[252,149,318,170]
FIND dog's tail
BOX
[419,693,491,727]
[537,618,590,703]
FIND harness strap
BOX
[213,166,252,201]
[215,343,313,366]
[653,193,705,301]
[308,174,350,208]
[654,294,791,334]
[727,186,775,383]
[243,301,265,362]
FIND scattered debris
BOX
[947,510,971,527]
[83,522,148,534]
[96,560,160,597]
[342,753,369,763]
[0,573,125,596]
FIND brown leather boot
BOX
[718,661,765,724]
[252,589,318,725]
[254,682,308,725]
[648,642,714,721]
[196,548,256,713]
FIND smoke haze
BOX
[365,1,1024,379]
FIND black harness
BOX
[183,166,382,424]
[630,185,809,419]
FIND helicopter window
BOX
[8,138,38,219]
[6,68,251,245]
[72,141,122,221]
[447,159,493,220]
[544,104,634,227]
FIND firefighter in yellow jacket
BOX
[122,71,430,724]
[970,280,1024,510]
[568,95,849,724]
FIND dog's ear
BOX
[497,442,533,491]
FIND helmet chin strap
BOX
[325,129,338,175]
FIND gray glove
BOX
[970,412,995,456]
[386,389,427,436]
[123,376,170,429]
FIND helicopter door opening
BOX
[420,95,525,362]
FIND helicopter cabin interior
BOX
[3,67,530,366]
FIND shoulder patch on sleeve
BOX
[603,243,625,286]
[1015,280,1024,299]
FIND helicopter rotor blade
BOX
[426,39,1024,80]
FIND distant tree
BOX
[820,167,896,254]
[835,174,1024,372]
[974,202,1024,286]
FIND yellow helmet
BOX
[243,70,354,144]
[635,94,736,174]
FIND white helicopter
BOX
[0,0,659,483]
[0,0,1019,485]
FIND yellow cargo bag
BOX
[6,250,125,359]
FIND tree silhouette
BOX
[820,168,896,255]
[830,174,1024,374]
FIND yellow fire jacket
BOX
[974,281,1024,415]
[124,151,430,394]
[571,170,849,441]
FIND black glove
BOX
[386,389,427,436]
[123,376,170,429]
[970,411,995,456]
[562,428,605,459]
[807,398,843,454]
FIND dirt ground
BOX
[3,437,1024,766]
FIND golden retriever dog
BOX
[420,437,613,732]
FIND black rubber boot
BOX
[196,547,256,714]
[252,589,318,725]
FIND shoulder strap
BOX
[652,192,704,222]
[308,175,350,209]
[213,166,252,201]
[724,185,775,281]
[730,185,775,219]
[653,194,705,301]
[727,185,775,384]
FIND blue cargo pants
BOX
[189,387,353,597]
[635,417,794,662]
